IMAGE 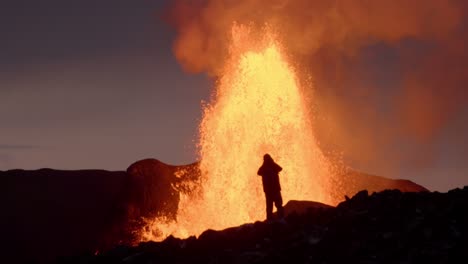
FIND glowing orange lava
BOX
[142,24,335,241]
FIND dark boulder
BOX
[124,159,200,221]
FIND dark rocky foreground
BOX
[59,187,468,264]
[1,159,427,263]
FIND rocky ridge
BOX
[61,187,468,264]
[1,159,429,263]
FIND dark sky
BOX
[0,0,210,169]
[1,0,467,192]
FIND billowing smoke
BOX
[165,0,468,188]
[166,0,460,72]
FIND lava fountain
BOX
[142,24,336,241]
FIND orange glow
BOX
[141,24,337,241]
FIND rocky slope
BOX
[0,169,128,263]
[61,187,468,264]
[1,159,427,263]
[123,159,427,223]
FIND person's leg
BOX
[265,193,273,220]
[274,192,284,218]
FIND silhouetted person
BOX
[257,154,284,220]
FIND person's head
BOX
[263,153,273,163]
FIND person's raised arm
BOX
[276,163,282,172]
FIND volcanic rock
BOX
[331,170,428,200]
[71,187,468,264]
[124,159,199,220]
[124,160,427,220]
[283,200,333,216]
[0,169,128,264]
[1,159,427,263]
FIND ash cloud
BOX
[166,0,461,74]
[166,0,468,180]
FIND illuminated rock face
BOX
[125,159,181,220]
[124,159,199,220]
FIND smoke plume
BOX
[166,0,468,184]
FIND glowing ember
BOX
[142,24,335,241]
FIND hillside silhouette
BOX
[1,159,427,263]
[61,187,468,264]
